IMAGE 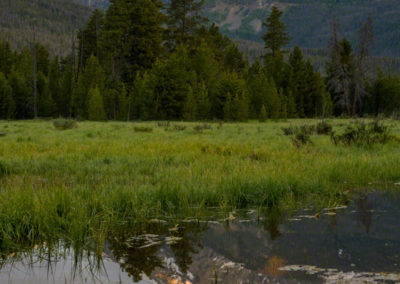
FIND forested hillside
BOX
[205,0,400,57]
[0,0,91,55]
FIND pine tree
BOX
[101,0,165,83]
[288,46,307,117]
[78,9,104,71]
[71,55,105,118]
[0,41,13,76]
[183,86,197,120]
[223,92,233,121]
[262,6,290,89]
[259,104,268,122]
[131,72,154,120]
[167,0,206,48]
[0,72,14,119]
[9,68,32,119]
[262,6,290,57]
[37,72,54,117]
[192,41,219,91]
[117,85,129,121]
[58,56,75,117]
[88,85,106,121]
[235,93,249,121]
[196,81,210,120]
[149,46,192,119]
[214,72,247,119]
[223,43,247,74]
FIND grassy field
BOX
[1,119,400,257]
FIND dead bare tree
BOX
[353,17,374,116]
[326,16,350,115]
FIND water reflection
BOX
[1,191,400,283]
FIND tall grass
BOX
[0,119,400,258]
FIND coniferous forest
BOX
[0,1,400,122]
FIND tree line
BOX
[0,1,399,121]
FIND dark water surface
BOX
[1,191,400,283]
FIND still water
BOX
[1,192,400,283]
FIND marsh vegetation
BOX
[1,119,400,264]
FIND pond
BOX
[1,191,400,283]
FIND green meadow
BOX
[1,119,400,256]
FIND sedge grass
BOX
[0,119,400,256]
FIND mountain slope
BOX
[205,0,400,57]
[0,0,91,55]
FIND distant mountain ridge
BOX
[0,0,92,55]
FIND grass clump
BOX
[316,121,333,135]
[331,120,396,146]
[134,126,153,133]
[0,131,6,137]
[194,123,212,133]
[291,132,313,148]
[166,124,187,132]
[52,118,77,130]
[157,121,170,128]
[0,160,10,176]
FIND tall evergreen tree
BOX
[262,6,290,57]
[71,55,105,118]
[262,6,290,88]
[101,0,165,82]
[88,85,106,121]
[0,72,14,119]
[167,0,206,48]
[0,41,13,76]
[149,46,193,119]
[78,9,104,71]
[183,86,197,120]
[287,46,307,117]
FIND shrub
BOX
[331,120,395,146]
[316,121,333,135]
[299,124,316,135]
[0,160,11,177]
[53,119,77,130]
[291,132,312,148]
[171,124,186,131]
[134,126,153,133]
[194,123,212,133]
[281,125,294,136]
[282,124,315,136]
[201,145,232,156]
[157,121,170,128]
